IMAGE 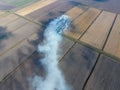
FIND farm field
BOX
[0,0,40,7]
[0,0,40,10]
[0,0,120,90]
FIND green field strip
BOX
[0,0,40,7]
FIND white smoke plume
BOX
[31,15,72,90]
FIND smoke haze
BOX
[30,15,72,90]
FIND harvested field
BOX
[0,0,120,90]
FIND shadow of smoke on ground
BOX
[0,1,15,10]
[0,26,14,49]
[94,0,109,2]
[69,1,87,6]
[40,18,54,29]
[0,36,46,89]
[39,10,65,28]
[0,51,46,90]
[27,27,46,69]
[81,46,97,69]
[0,26,13,41]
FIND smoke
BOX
[30,15,72,90]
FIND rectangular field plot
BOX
[59,43,99,90]
[81,11,116,49]
[85,55,120,90]
[1,0,40,7]
[25,0,61,19]
[36,0,75,24]
[65,6,84,21]
[16,0,57,16]
[104,15,120,59]
[64,8,101,40]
